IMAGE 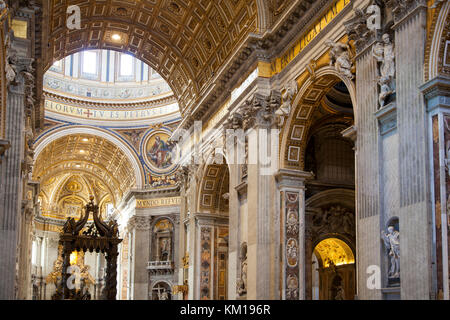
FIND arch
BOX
[313,238,355,268]
[426,1,450,81]
[306,189,355,210]
[34,126,144,188]
[280,66,357,171]
[150,279,173,291]
[196,148,230,214]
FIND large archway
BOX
[195,158,230,300]
[281,69,357,300]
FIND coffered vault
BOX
[43,0,260,115]
[33,133,136,200]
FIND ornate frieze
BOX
[310,205,355,239]
[199,227,212,300]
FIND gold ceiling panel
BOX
[33,134,136,197]
[46,0,258,115]
[199,164,229,213]
[39,172,115,221]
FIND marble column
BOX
[246,110,280,300]
[128,215,151,300]
[0,83,26,300]
[227,162,240,300]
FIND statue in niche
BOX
[159,237,171,261]
[334,285,345,300]
[381,225,400,279]
[373,34,396,108]
[159,289,169,300]
[237,243,247,296]
[325,39,354,80]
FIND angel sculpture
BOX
[275,81,297,126]
[325,39,354,80]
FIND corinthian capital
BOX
[385,0,426,22]
[127,215,151,231]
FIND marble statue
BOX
[159,289,169,300]
[377,76,394,108]
[325,39,354,80]
[334,285,345,300]
[237,243,247,296]
[275,81,297,127]
[381,226,400,279]
[5,34,18,86]
[0,1,6,10]
[373,34,396,108]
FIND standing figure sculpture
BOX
[237,243,247,296]
[381,225,400,279]
[373,34,396,108]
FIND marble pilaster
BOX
[275,169,312,300]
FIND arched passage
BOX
[312,238,355,300]
[281,67,357,300]
[34,126,145,188]
[195,156,230,300]
[281,67,356,171]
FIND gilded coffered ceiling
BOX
[45,0,259,115]
[33,133,136,199]
[38,172,114,221]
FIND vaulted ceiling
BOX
[44,0,259,115]
[33,133,136,199]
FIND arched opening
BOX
[151,281,172,300]
[283,71,357,300]
[196,161,230,300]
[31,132,138,299]
[313,238,355,300]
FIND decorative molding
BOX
[375,102,397,135]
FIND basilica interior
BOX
[0,0,449,301]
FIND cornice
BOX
[182,0,334,130]
[43,91,177,110]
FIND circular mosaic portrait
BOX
[143,131,178,174]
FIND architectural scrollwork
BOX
[128,215,152,231]
[385,0,427,22]
[344,8,373,53]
